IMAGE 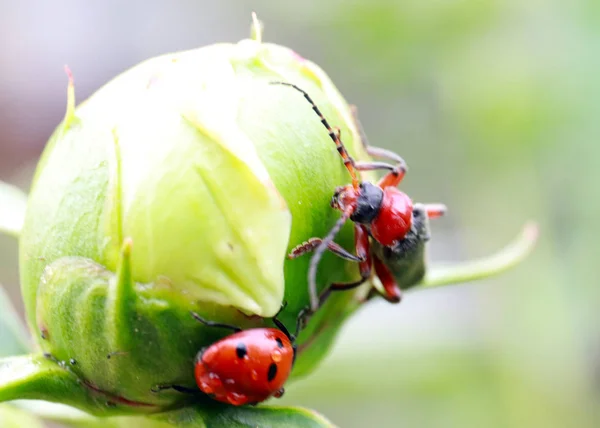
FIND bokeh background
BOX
[0,1,598,427]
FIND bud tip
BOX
[62,65,76,130]
[250,12,263,43]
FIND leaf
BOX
[421,222,539,288]
[0,354,157,416]
[0,354,335,427]
[0,286,30,357]
[12,402,336,428]
[149,404,336,428]
[0,182,27,238]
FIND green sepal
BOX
[33,251,271,410]
[0,354,156,416]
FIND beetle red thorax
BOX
[194,328,294,406]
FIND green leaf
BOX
[11,401,336,428]
[421,222,539,288]
[0,181,27,238]
[0,286,30,357]
[149,404,336,428]
[0,354,335,427]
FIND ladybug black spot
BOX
[267,363,278,382]
[275,337,284,349]
[236,342,248,359]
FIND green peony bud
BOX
[18,33,369,413]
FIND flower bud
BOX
[19,36,367,411]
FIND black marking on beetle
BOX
[275,337,284,349]
[235,342,247,359]
[350,182,384,224]
[70,358,77,365]
[267,363,278,382]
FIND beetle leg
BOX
[151,384,198,395]
[313,225,372,308]
[288,238,364,262]
[373,256,402,303]
[423,203,447,219]
[190,312,242,333]
[307,209,353,311]
[355,159,406,188]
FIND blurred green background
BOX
[0,1,598,427]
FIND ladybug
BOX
[273,82,446,311]
[188,307,303,406]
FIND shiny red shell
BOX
[370,187,413,247]
[194,328,294,406]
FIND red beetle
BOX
[189,310,300,406]
[273,82,446,311]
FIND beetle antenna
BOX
[307,209,353,312]
[271,81,359,189]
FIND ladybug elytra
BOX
[190,310,300,406]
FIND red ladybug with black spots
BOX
[153,307,306,406]
[190,310,300,406]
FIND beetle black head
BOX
[347,182,383,224]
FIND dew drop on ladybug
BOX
[191,312,297,406]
